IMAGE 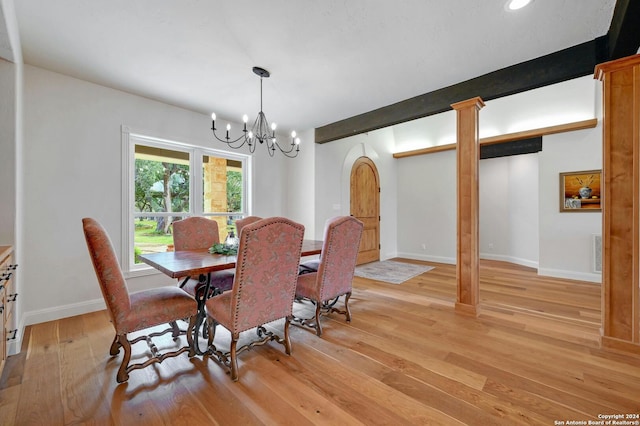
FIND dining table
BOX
[137,239,323,353]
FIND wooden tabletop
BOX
[138,239,323,279]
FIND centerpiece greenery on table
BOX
[209,243,238,256]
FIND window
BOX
[122,127,250,274]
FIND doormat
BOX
[354,260,434,284]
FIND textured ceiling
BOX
[11,0,616,135]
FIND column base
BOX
[600,335,640,355]
[455,302,479,317]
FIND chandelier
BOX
[210,67,300,158]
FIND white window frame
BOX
[121,125,251,276]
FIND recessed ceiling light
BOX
[506,0,533,11]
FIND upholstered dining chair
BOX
[205,217,305,381]
[234,215,262,237]
[82,218,197,383]
[172,216,235,297]
[293,216,363,336]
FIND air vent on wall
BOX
[593,234,602,273]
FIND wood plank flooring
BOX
[1,259,639,425]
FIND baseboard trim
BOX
[22,297,106,328]
[9,298,106,357]
[479,253,538,269]
[537,267,602,283]
[601,335,640,355]
[398,252,601,283]
[398,252,538,268]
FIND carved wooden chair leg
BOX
[230,334,239,381]
[109,335,121,356]
[116,335,132,383]
[284,317,293,354]
[314,302,323,336]
[344,292,352,323]
[207,319,218,348]
[170,320,181,338]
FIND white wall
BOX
[507,154,539,266]
[479,156,511,262]
[285,128,315,239]
[393,110,456,153]
[538,126,602,281]
[396,149,457,263]
[0,58,15,244]
[0,0,21,245]
[20,64,304,328]
[393,76,601,282]
[397,146,540,269]
[479,154,539,268]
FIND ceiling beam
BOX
[315,37,607,144]
[607,0,640,60]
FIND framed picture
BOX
[559,170,602,212]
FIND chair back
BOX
[173,216,220,250]
[235,216,262,237]
[231,217,304,332]
[316,216,364,300]
[82,218,131,330]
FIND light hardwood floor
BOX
[1,260,639,425]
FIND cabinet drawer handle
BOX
[8,264,17,270]
[0,272,10,282]
[0,305,3,314]
[7,293,17,302]
[6,329,17,341]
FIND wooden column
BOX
[595,54,640,354]
[452,97,485,316]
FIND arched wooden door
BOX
[350,157,380,265]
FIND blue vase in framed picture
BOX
[579,187,592,199]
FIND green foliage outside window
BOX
[133,156,243,259]
[134,159,190,216]
[227,170,242,213]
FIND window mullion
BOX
[193,149,203,216]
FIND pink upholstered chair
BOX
[82,218,197,383]
[172,216,235,296]
[205,217,305,381]
[234,215,262,237]
[293,216,363,336]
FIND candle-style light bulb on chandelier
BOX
[210,66,300,158]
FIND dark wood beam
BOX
[315,37,608,144]
[608,0,640,60]
[480,137,542,160]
